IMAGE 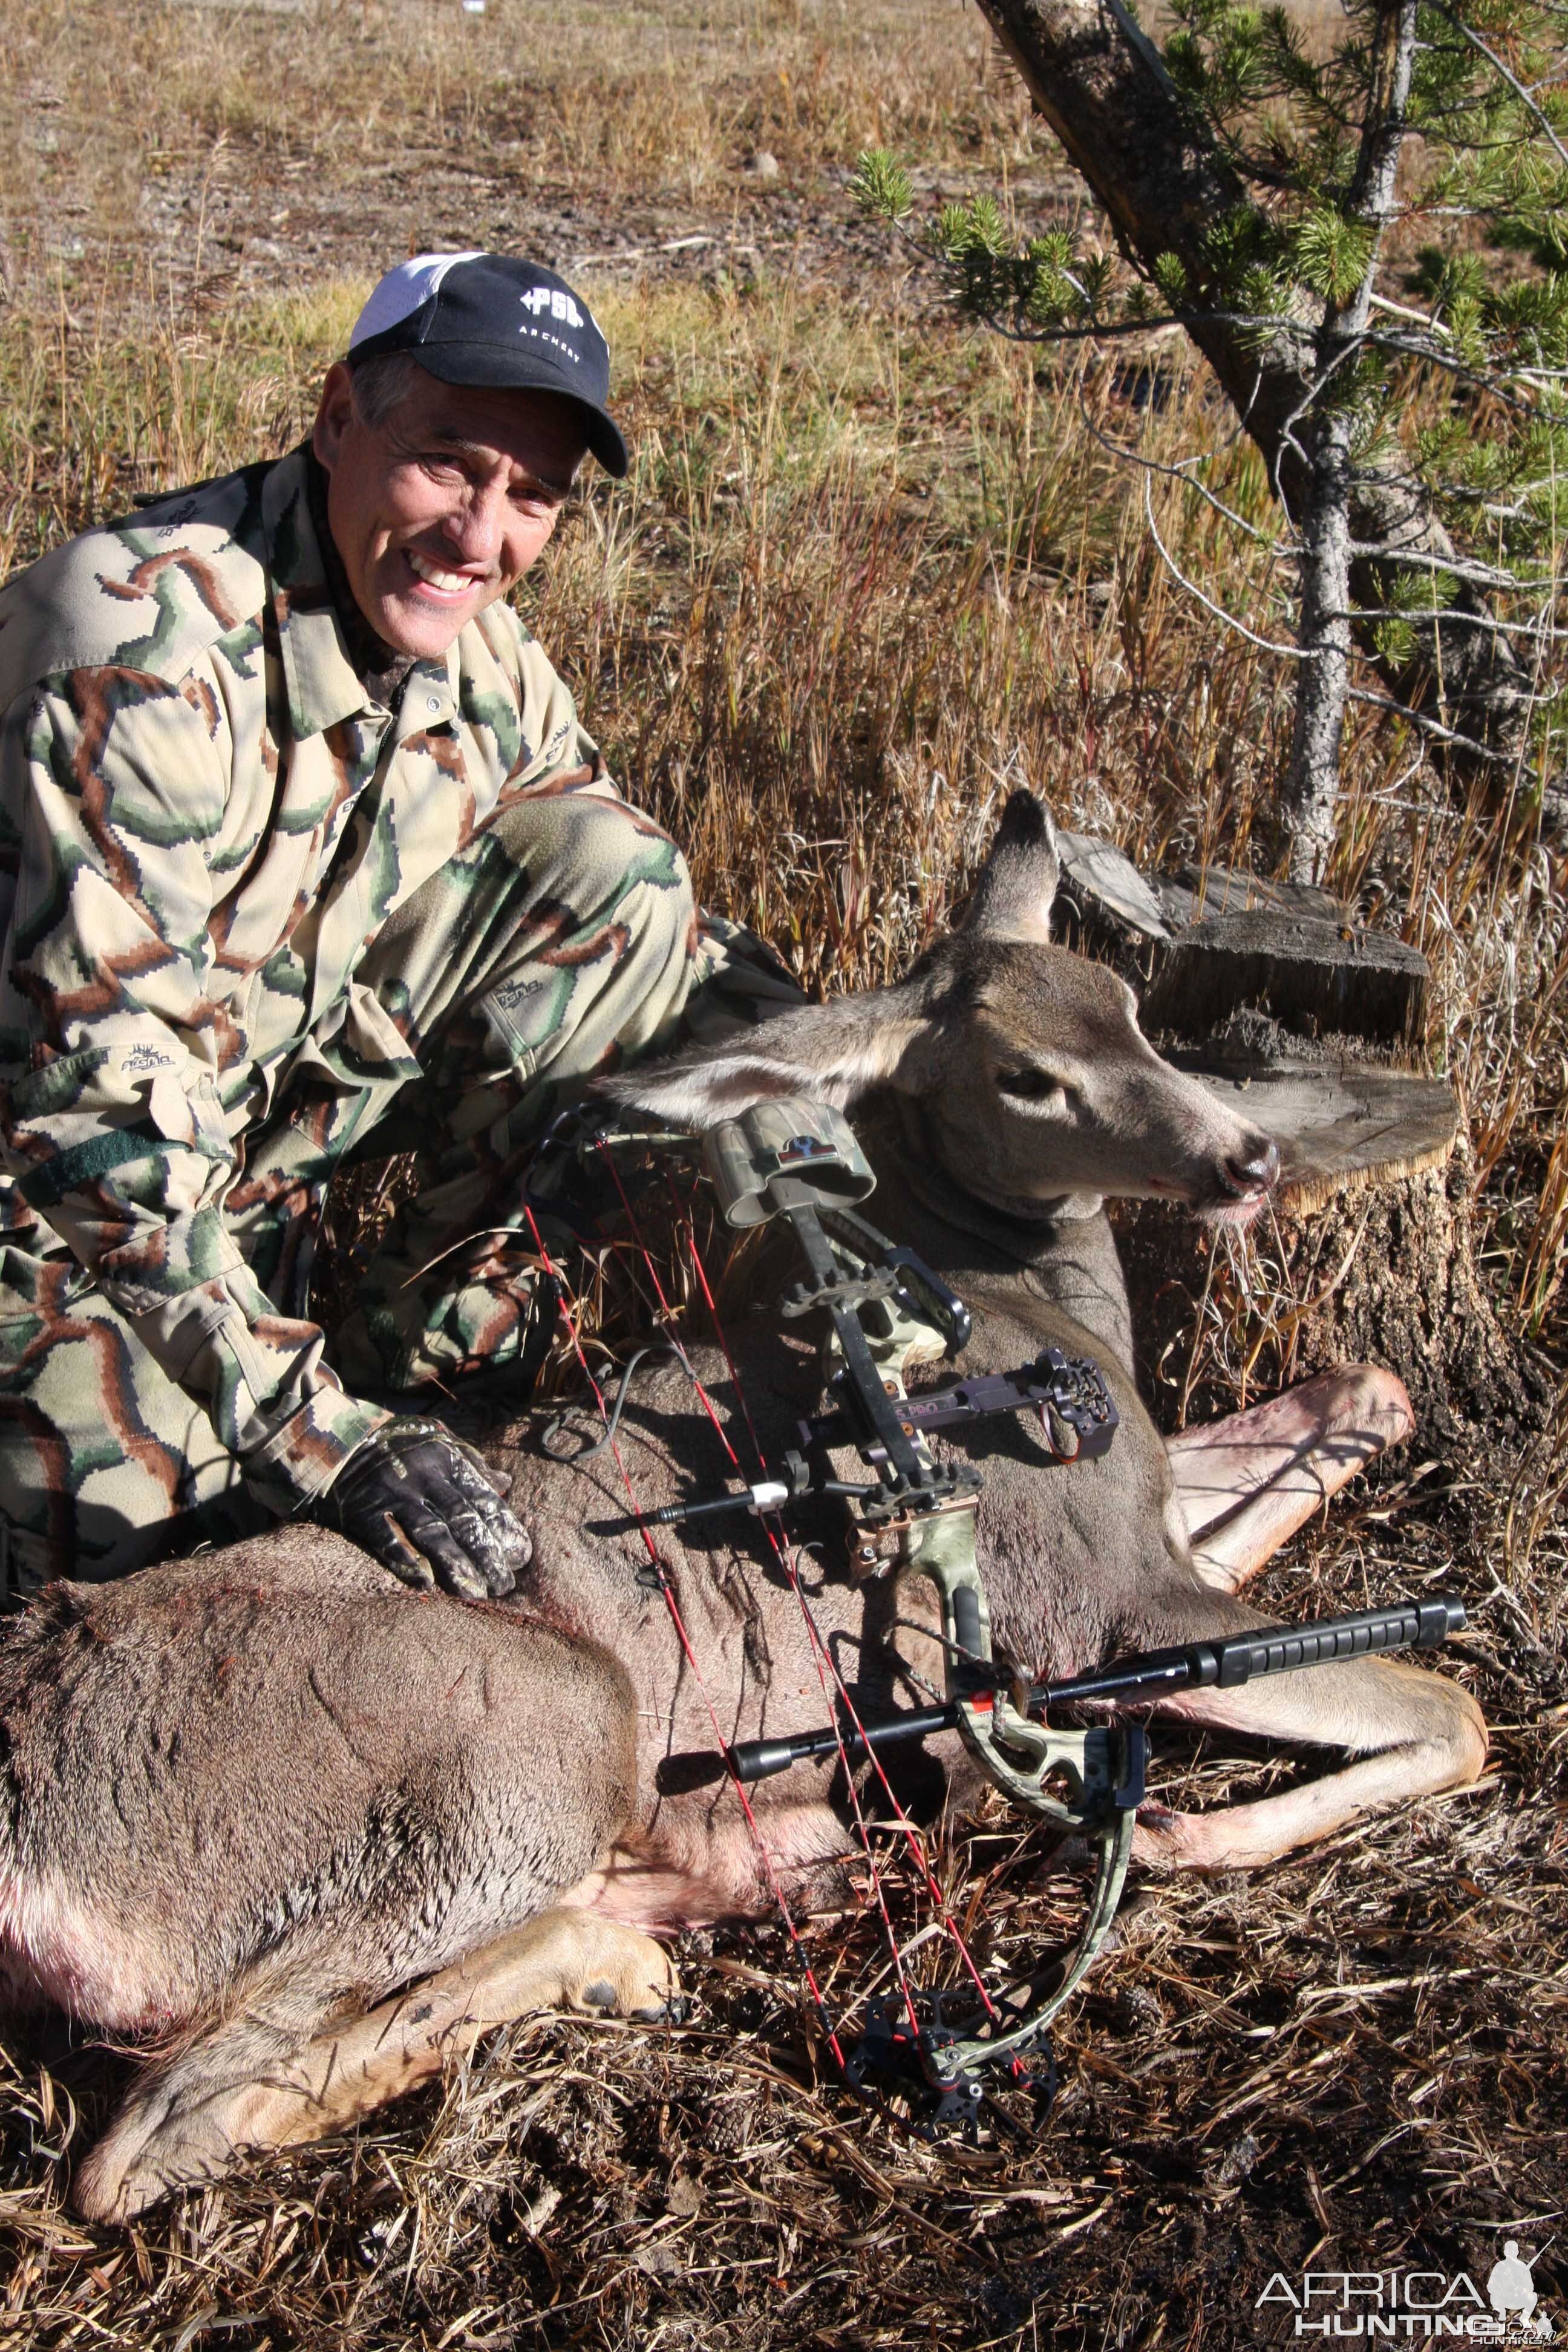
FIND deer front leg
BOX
[73,1896,678,2223]
[1132,1650,1486,1872]
[1166,1366,1414,1595]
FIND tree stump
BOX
[1054,834,1430,1053]
[1144,912,1429,1054]
[1051,829,1538,1448]
[1281,1140,1549,1446]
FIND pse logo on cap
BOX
[521,286,584,328]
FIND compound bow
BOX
[523,1096,1465,2135]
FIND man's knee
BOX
[489,792,696,959]
[0,1277,265,1591]
[358,792,699,1070]
[473,795,700,1073]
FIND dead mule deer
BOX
[0,791,1485,2223]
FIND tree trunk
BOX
[1281,0,1418,874]
[975,0,1534,811]
[1283,413,1356,875]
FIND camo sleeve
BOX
[0,666,388,1512]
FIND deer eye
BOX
[996,1067,1072,1105]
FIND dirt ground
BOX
[0,1,1564,2345]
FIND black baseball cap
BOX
[347,252,629,478]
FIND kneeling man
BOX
[0,252,792,1599]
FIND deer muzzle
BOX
[1200,1135,1281,1225]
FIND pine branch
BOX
[1426,3,1568,174]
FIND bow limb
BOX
[897,1481,1146,2096]
[922,1803,1138,2092]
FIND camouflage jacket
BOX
[0,446,632,1511]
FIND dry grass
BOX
[4,0,1028,202]
[0,1,1564,2344]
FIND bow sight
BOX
[542,1096,1466,2136]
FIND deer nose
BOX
[1224,1140,1281,1195]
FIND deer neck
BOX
[883,1097,1089,1249]
[860,1097,1137,1373]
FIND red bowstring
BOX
[520,1201,849,2072]
[658,1162,1002,2027]
[591,1143,924,2043]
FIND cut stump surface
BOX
[1172,1053,1460,1216]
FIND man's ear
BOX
[601,988,941,1132]
[312,361,356,474]
[961,789,1061,945]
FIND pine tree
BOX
[854,0,1567,877]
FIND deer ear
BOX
[962,789,1061,945]
[602,989,938,1132]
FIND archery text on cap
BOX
[347,253,629,479]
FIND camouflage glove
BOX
[314,1416,532,1599]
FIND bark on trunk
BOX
[975,0,1534,817]
[1284,413,1357,874]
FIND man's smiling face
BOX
[312,360,589,661]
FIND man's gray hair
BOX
[346,351,426,431]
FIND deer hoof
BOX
[564,1924,681,2022]
[580,1978,683,2023]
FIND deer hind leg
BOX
[1165,1366,1414,1596]
[73,1898,678,2223]
[1130,1619,1486,1873]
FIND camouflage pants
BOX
[0,791,797,1593]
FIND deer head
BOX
[609,791,1279,1225]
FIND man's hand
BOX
[314,1417,532,1599]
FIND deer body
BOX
[475,1151,1186,1927]
[0,795,1486,2221]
